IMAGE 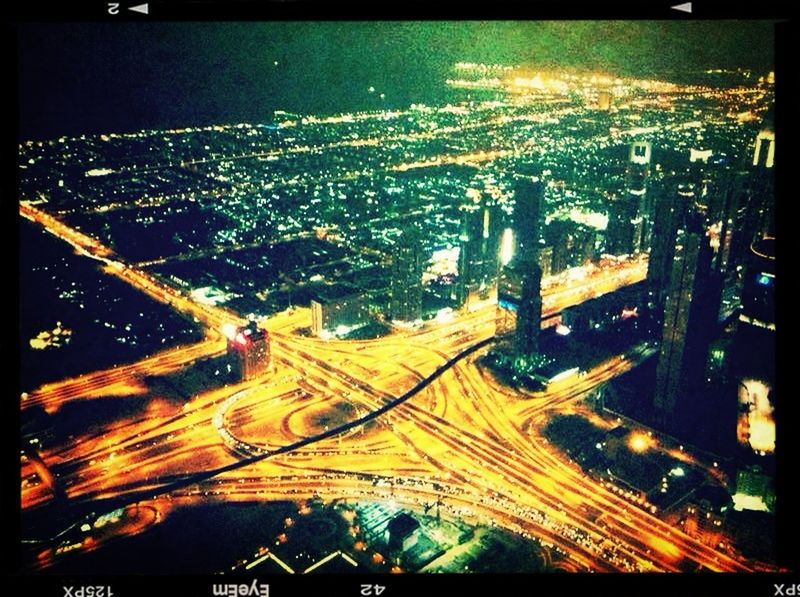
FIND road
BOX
[20,204,760,573]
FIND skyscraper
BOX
[547,219,574,274]
[545,220,597,274]
[514,262,543,356]
[496,165,545,356]
[605,141,654,257]
[645,181,692,324]
[739,236,775,333]
[652,219,722,430]
[390,229,423,323]
[628,141,651,192]
[752,128,775,169]
[496,259,543,357]
[227,320,271,381]
[457,187,503,306]
[511,167,544,263]
[457,199,484,304]
[726,127,776,274]
[750,126,775,240]
[496,262,523,337]
[605,194,641,256]
[706,171,740,274]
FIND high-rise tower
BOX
[511,168,544,263]
[390,229,424,323]
[652,218,722,430]
[496,166,545,357]
[646,181,692,325]
[227,320,271,381]
[607,141,654,257]
[457,187,503,306]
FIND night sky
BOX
[17,21,775,140]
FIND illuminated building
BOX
[733,465,775,512]
[729,238,775,457]
[605,143,654,257]
[226,320,271,381]
[726,127,776,273]
[652,217,722,430]
[752,128,775,169]
[711,171,746,274]
[457,187,503,306]
[561,282,646,334]
[629,141,654,251]
[690,148,714,164]
[390,228,423,323]
[496,165,545,356]
[457,200,484,305]
[739,237,775,332]
[514,261,543,356]
[751,127,776,240]
[496,261,524,337]
[496,259,543,357]
[681,486,731,547]
[546,220,596,274]
[310,284,370,337]
[547,220,573,274]
[605,194,641,256]
[628,141,651,191]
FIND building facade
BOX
[652,220,722,429]
[310,285,370,337]
[227,320,271,381]
[390,229,424,323]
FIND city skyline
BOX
[18,21,782,577]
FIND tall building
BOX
[457,187,503,305]
[752,128,775,169]
[515,262,543,356]
[726,127,776,274]
[496,165,545,356]
[496,259,543,356]
[511,167,544,263]
[645,182,691,324]
[310,284,370,337]
[710,171,744,274]
[457,200,484,304]
[652,219,722,430]
[545,219,596,274]
[626,141,655,254]
[496,262,523,337]
[627,141,651,192]
[750,127,776,240]
[605,193,641,256]
[227,320,271,381]
[547,219,574,274]
[738,236,775,333]
[390,229,423,323]
[729,237,776,458]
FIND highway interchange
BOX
[20,202,759,573]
